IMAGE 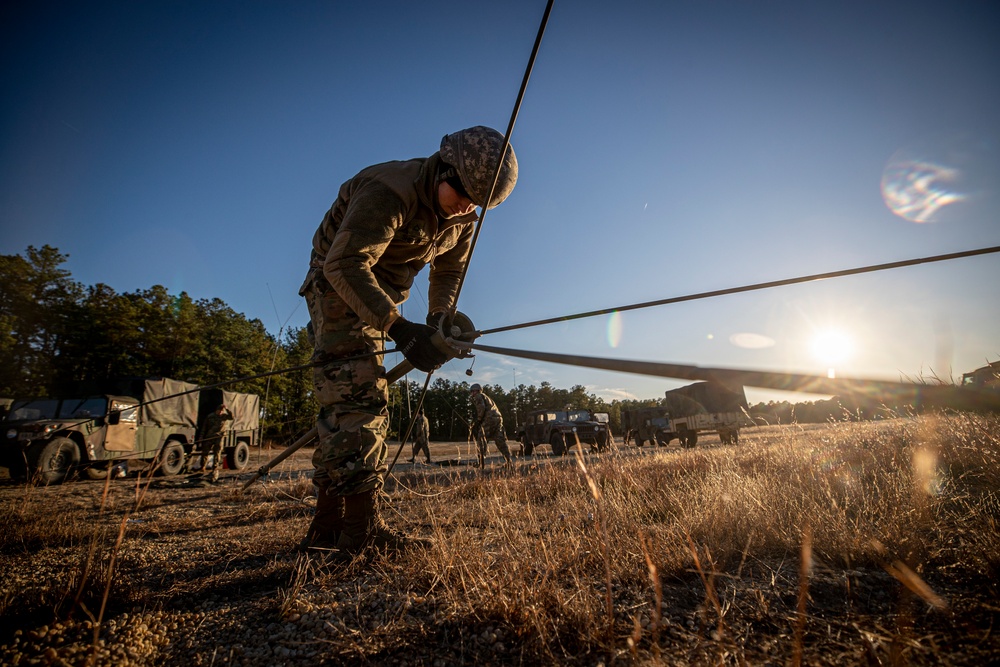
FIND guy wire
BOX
[479,244,1000,335]
[451,0,554,307]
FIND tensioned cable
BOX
[453,341,1000,413]
[480,245,1000,335]
[451,0,554,307]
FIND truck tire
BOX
[655,433,670,447]
[32,437,80,485]
[156,441,185,477]
[680,430,698,449]
[550,432,566,456]
[227,442,250,470]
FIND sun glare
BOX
[811,329,853,365]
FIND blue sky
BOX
[2,0,998,404]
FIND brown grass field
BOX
[1,414,998,666]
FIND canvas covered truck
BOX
[624,382,751,448]
[519,408,612,456]
[661,381,751,447]
[0,377,259,484]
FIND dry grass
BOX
[1,413,998,665]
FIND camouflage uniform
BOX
[298,126,517,554]
[410,412,431,463]
[199,407,232,474]
[472,390,512,466]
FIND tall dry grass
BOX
[1,412,998,664]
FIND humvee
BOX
[519,408,612,456]
[1,377,259,484]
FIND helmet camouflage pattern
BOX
[440,126,518,209]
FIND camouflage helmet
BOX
[469,383,482,392]
[440,126,518,209]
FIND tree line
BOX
[3,245,873,443]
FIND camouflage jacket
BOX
[472,392,501,424]
[306,153,477,332]
[201,409,233,439]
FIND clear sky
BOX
[2,0,998,405]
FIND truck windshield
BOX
[61,397,109,419]
[7,397,108,421]
[9,399,60,420]
[566,410,591,422]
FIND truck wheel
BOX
[227,442,250,470]
[550,433,566,456]
[32,437,80,485]
[655,433,669,447]
[156,441,185,477]
[521,437,534,457]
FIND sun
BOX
[810,329,853,365]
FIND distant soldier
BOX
[408,409,432,464]
[198,403,232,482]
[470,384,512,468]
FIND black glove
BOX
[388,317,448,372]
[426,311,454,334]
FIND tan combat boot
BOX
[297,485,345,551]
[334,489,432,555]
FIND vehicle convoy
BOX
[519,408,612,456]
[0,377,259,484]
[623,381,750,448]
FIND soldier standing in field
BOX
[198,403,232,482]
[408,409,432,464]
[470,383,513,468]
[298,126,518,555]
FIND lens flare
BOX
[729,332,775,349]
[607,311,622,348]
[881,132,997,223]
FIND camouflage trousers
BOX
[200,436,223,469]
[475,413,512,462]
[301,273,389,496]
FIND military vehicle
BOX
[624,381,750,448]
[518,408,612,456]
[621,406,673,447]
[0,377,259,484]
[961,361,1000,389]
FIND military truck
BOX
[624,382,750,448]
[519,408,612,456]
[961,361,1000,389]
[0,377,259,484]
[621,406,673,447]
[662,381,750,447]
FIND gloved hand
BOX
[388,317,448,372]
[426,311,455,334]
